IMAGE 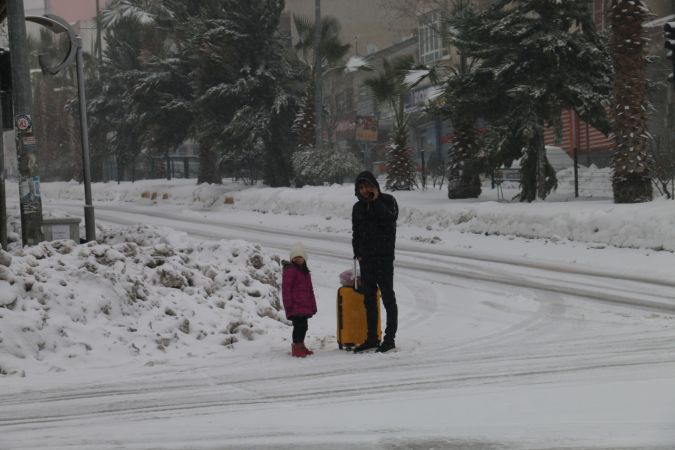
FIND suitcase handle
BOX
[353,258,359,290]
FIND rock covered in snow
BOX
[0,248,11,267]
[0,280,17,307]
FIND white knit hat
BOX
[289,242,307,261]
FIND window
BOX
[418,10,447,65]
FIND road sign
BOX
[14,113,32,135]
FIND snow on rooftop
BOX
[344,56,369,73]
[404,69,430,87]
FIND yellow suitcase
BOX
[336,286,381,349]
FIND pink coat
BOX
[282,262,317,319]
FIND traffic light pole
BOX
[7,0,43,245]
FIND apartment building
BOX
[295,0,674,173]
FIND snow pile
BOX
[0,225,285,376]
[7,175,675,251]
[32,179,241,208]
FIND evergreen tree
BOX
[125,2,193,180]
[183,0,301,186]
[87,7,148,182]
[442,1,483,199]
[93,0,301,186]
[453,0,613,201]
[364,56,417,190]
[291,86,316,151]
[609,0,652,203]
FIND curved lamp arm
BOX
[25,14,79,75]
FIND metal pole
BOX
[7,0,43,245]
[0,86,6,250]
[421,148,426,190]
[314,0,321,150]
[76,43,96,242]
[95,0,103,66]
[585,122,591,166]
[573,146,579,198]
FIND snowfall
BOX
[1,166,674,450]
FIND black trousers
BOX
[290,316,308,343]
[360,258,397,343]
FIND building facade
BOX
[546,0,675,168]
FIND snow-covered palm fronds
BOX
[101,0,162,28]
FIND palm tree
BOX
[609,0,652,203]
[364,55,417,190]
[291,15,350,149]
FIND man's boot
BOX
[377,340,395,353]
[353,338,379,353]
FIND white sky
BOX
[1,176,674,449]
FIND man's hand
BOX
[359,183,379,201]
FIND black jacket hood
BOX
[354,171,381,200]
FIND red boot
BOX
[291,343,306,357]
[301,342,314,355]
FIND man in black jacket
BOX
[351,171,399,353]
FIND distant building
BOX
[284,0,413,56]
[545,0,674,168]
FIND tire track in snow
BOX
[50,201,675,314]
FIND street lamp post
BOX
[26,14,96,242]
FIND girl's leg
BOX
[292,317,312,355]
[291,317,307,343]
[297,317,313,354]
[290,317,308,357]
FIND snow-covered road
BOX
[1,198,675,449]
[62,201,675,313]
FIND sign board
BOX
[494,168,521,183]
[404,86,438,111]
[355,116,378,142]
[51,224,70,240]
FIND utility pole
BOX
[7,0,43,245]
[314,0,322,151]
[95,0,102,66]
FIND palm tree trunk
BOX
[609,0,652,203]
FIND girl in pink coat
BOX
[282,242,318,357]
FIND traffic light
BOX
[0,47,12,131]
[664,21,675,84]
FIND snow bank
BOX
[7,175,675,251]
[0,225,284,376]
